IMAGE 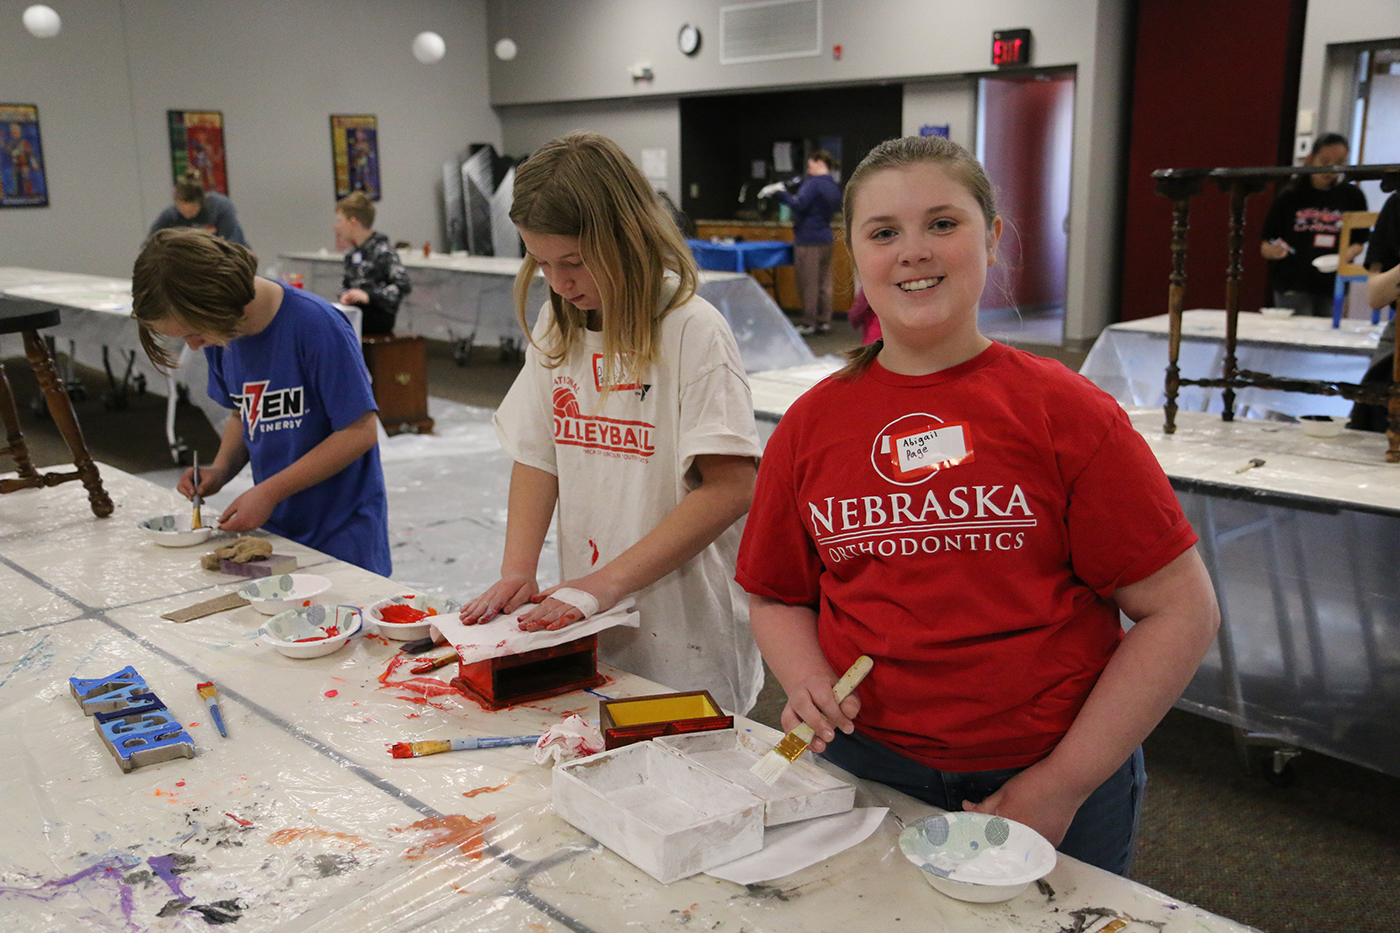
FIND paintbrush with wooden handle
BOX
[751,655,873,785]
[190,452,204,530]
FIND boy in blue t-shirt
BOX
[133,229,391,576]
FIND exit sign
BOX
[992,29,1031,67]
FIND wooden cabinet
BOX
[693,220,853,314]
[361,334,434,436]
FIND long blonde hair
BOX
[509,132,697,391]
[837,135,1000,378]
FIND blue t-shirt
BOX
[206,285,391,576]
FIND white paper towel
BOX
[704,807,889,884]
[430,597,638,664]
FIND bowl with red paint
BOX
[259,604,364,659]
[367,593,461,641]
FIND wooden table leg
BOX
[0,362,40,481]
[23,329,113,517]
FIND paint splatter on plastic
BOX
[395,814,497,860]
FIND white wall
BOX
[0,0,501,278]
[902,79,979,149]
[499,98,682,203]
[485,0,1131,343]
[1298,0,1400,131]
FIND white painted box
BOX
[553,741,766,884]
[655,728,856,826]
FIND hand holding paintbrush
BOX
[751,655,873,784]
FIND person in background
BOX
[148,171,248,247]
[1348,190,1400,431]
[845,284,881,344]
[334,191,412,336]
[761,151,842,335]
[131,229,390,576]
[457,132,764,716]
[1259,133,1367,317]
[737,135,1219,876]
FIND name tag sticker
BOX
[889,422,973,480]
[592,353,641,392]
[1313,233,1336,249]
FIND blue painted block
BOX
[95,706,196,773]
[93,694,165,724]
[70,666,151,714]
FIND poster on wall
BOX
[167,110,228,194]
[330,115,380,200]
[0,104,48,208]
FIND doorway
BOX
[976,69,1075,347]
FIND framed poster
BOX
[167,110,228,194]
[330,114,380,200]
[0,103,48,207]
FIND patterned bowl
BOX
[366,593,461,641]
[898,811,1055,903]
[138,514,214,548]
[238,574,332,615]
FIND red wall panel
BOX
[1118,0,1301,321]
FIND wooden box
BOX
[552,741,766,883]
[598,690,733,750]
[361,334,434,436]
[655,728,855,826]
[449,634,603,710]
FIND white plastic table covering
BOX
[1079,309,1383,419]
[0,465,1259,932]
[278,252,817,374]
[0,267,362,450]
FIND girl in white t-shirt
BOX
[458,132,765,714]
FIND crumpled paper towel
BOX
[534,714,604,766]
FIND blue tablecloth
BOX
[686,238,794,273]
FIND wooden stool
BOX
[0,297,113,517]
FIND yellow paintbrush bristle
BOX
[750,655,875,786]
[750,724,816,784]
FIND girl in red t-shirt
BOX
[738,135,1220,875]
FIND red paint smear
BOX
[324,690,339,698]
[394,813,496,861]
[226,812,252,827]
[405,712,422,719]
[267,827,374,850]
[175,781,186,787]
[377,653,474,711]
[462,777,514,798]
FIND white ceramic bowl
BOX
[1300,414,1345,438]
[1258,307,1293,319]
[138,514,214,548]
[238,573,332,615]
[1312,253,1341,273]
[259,604,364,659]
[898,812,1056,903]
[366,593,461,641]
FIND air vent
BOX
[721,0,821,65]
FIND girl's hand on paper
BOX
[460,574,538,624]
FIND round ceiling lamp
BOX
[494,38,518,61]
[23,5,62,38]
[411,31,446,64]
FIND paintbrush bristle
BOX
[750,726,813,785]
[196,681,217,700]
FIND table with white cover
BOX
[0,464,1258,932]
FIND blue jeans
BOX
[821,730,1147,876]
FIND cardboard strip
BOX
[161,591,250,623]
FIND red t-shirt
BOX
[736,343,1197,771]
